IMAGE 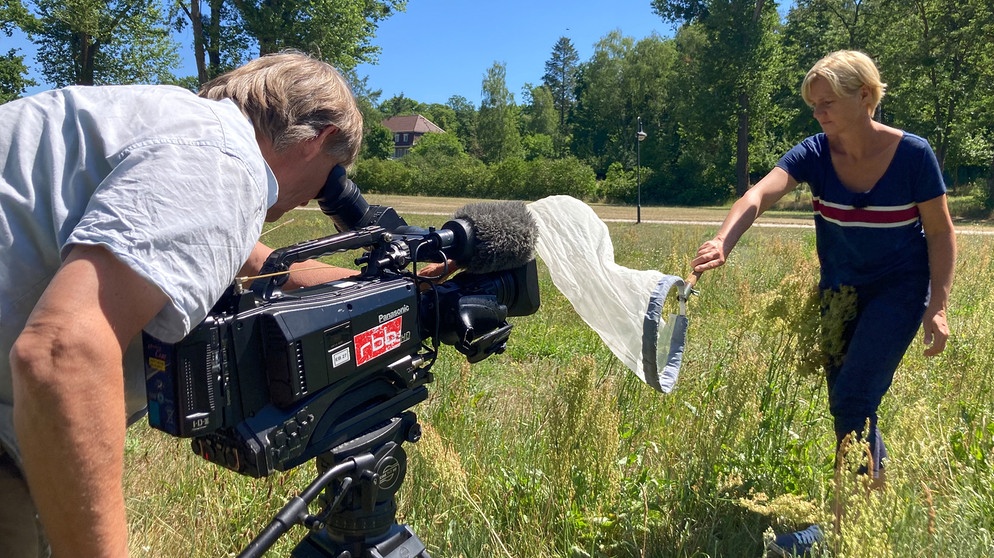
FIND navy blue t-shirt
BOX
[776,132,945,288]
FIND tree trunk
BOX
[191,0,208,84]
[986,151,994,211]
[207,0,223,77]
[736,91,750,196]
[77,33,96,85]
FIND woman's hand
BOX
[691,238,728,273]
[922,304,949,357]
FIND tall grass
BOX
[124,208,994,557]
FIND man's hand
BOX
[417,260,459,281]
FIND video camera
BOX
[142,166,540,478]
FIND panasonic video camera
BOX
[142,167,540,479]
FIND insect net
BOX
[527,195,690,393]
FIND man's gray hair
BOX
[199,50,363,167]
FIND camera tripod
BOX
[239,411,431,558]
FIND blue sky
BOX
[356,0,674,106]
[7,1,675,105]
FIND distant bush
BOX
[357,153,601,202]
[598,161,635,204]
[352,158,413,194]
[484,158,530,200]
[525,156,596,200]
[415,157,489,198]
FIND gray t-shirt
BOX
[0,85,279,460]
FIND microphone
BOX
[437,201,538,274]
[315,166,536,274]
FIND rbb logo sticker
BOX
[354,316,403,366]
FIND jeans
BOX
[824,271,929,476]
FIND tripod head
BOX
[240,412,430,558]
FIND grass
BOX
[124,199,994,557]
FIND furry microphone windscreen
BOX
[453,201,538,273]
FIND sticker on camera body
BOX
[331,347,351,368]
[354,316,404,366]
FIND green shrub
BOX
[423,158,490,198]
[526,156,597,200]
[598,161,635,204]
[353,157,412,194]
[485,158,530,200]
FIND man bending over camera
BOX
[0,51,361,557]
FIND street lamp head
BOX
[637,130,647,142]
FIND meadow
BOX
[123,199,994,557]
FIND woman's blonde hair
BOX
[801,50,887,113]
[199,50,363,167]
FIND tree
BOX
[477,62,522,164]
[446,95,480,158]
[230,0,405,73]
[520,84,557,160]
[362,123,394,160]
[542,36,580,155]
[653,0,782,197]
[521,83,557,137]
[799,0,877,50]
[949,2,994,208]
[19,0,179,86]
[0,50,36,103]
[379,93,420,117]
[626,35,681,202]
[353,91,393,160]
[569,30,679,200]
[664,24,736,203]
[170,0,250,85]
[1,3,37,102]
[870,0,994,176]
[570,32,634,174]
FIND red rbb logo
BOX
[354,316,403,366]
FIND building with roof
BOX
[381,114,445,158]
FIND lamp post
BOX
[636,116,647,223]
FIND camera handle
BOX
[239,412,430,558]
[252,227,390,300]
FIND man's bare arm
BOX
[240,241,357,290]
[10,244,168,557]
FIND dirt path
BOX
[308,194,993,235]
[358,194,812,227]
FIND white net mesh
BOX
[526,195,688,392]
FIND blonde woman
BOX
[691,50,956,555]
